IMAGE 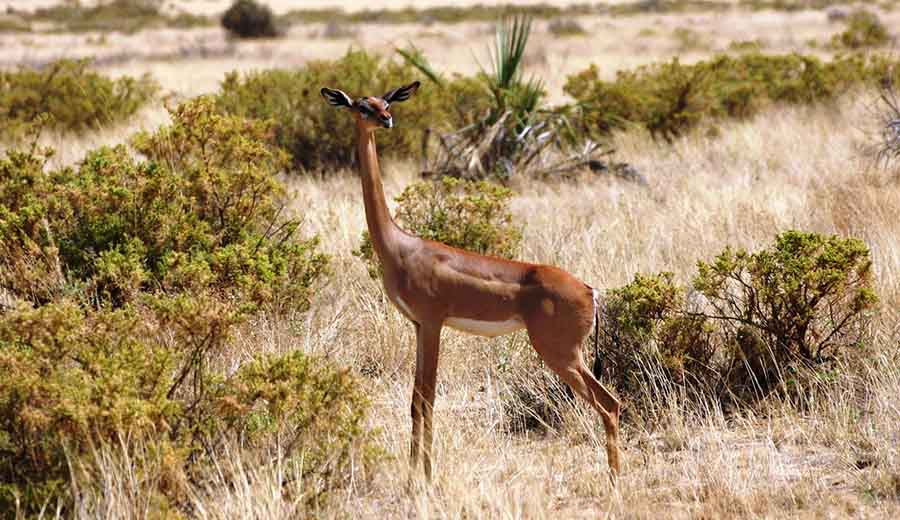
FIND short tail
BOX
[591,287,602,379]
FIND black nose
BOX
[381,116,393,128]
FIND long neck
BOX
[356,125,400,261]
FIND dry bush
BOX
[596,231,878,407]
[565,52,900,142]
[547,18,586,37]
[222,0,279,39]
[0,98,376,516]
[830,9,890,49]
[875,73,900,169]
[215,49,488,172]
[0,97,327,310]
[320,21,357,39]
[354,177,521,278]
[420,17,607,180]
[0,59,157,143]
[24,0,207,33]
[499,355,576,434]
[671,26,710,52]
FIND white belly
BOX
[445,316,525,338]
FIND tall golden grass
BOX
[5,4,899,518]
[48,91,898,519]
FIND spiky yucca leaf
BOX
[490,16,531,90]
[396,43,444,87]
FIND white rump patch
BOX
[445,316,525,338]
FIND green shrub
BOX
[595,272,714,398]
[671,26,709,51]
[0,14,30,33]
[281,4,593,25]
[694,230,877,391]
[222,0,279,38]
[564,52,899,142]
[0,298,371,515]
[215,49,489,172]
[727,39,765,52]
[547,18,586,37]
[596,231,877,406]
[0,97,328,311]
[831,10,890,49]
[23,0,209,33]
[0,97,372,516]
[0,59,157,142]
[354,176,521,278]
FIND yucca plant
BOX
[485,16,545,130]
[396,42,444,87]
[399,16,611,181]
[876,76,900,167]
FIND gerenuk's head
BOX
[320,81,420,132]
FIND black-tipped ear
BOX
[321,87,353,108]
[382,81,420,103]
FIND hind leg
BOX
[552,359,621,478]
[527,326,622,479]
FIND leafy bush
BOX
[281,4,595,25]
[215,49,489,172]
[355,176,521,278]
[1,97,328,311]
[0,14,29,33]
[0,59,157,142]
[831,10,889,49]
[0,97,371,515]
[24,0,209,33]
[547,18,586,37]
[694,231,877,388]
[595,272,714,398]
[565,52,899,142]
[222,0,279,38]
[0,298,371,515]
[596,231,878,406]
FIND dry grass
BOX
[58,91,900,519]
[247,95,900,518]
[5,2,900,518]
[4,6,898,104]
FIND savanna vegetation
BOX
[0,98,368,516]
[221,0,279,38]
[1,1,900,518]
[564,51,900,141]
[215,50,488,171]
[8,0,209,34]
[354,176,522,278]
[0,59,157,142]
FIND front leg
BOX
[410,323,424,473]
[417,322,442,481]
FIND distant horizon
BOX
[2,0,677,16]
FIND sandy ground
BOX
[4,0,643,15]
[5,7,895,106]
